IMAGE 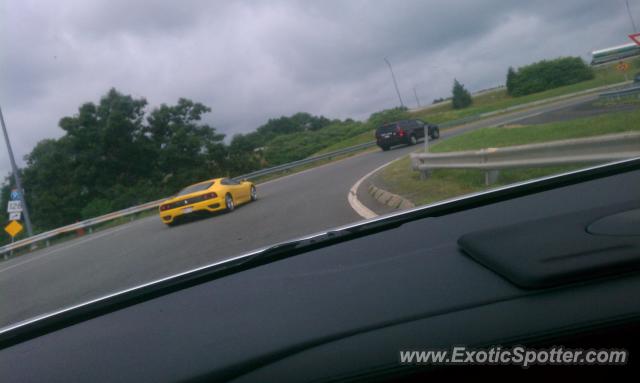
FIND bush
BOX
[506,57,594,96]
[262,121,370,165]
[367,107,409,128]
[452,79,472,109]
[81,198,113,220]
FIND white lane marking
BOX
[347,156,406,219]
[0,222,138,274]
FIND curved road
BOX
[0,92,598,328]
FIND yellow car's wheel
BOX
[250,186,257,201]
[225,193,235,212]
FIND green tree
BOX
[17,89,154,228]
[21,139,79,229]
[58,88,151,195]
[7,89,227,231]
[144,98,227,192]
[227,112,335,173]
[451,79,472,109]
[506,66,516,95]
[507,57,594,96]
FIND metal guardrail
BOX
[0,199,166,257]
[599,85,640,101]
[1,141,378,256]
[231,141,377,181]
[411,132,640,185]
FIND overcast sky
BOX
[0,0,636,178]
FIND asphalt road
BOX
[0,92,599,328]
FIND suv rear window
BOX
[377,123,398,133]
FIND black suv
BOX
[375,119,439,151]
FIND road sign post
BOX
[4,221,22,259]
[616,61,630,81]
[0,105,34,238]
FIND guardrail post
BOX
[482,148,500,186]
[412,155,430,180]
[485,170,500,186]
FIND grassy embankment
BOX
[314,58,639,157]
[378,106,640,206]
[256,59,639,186]
[408,57,640,124]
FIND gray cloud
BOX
[1,0,636,178]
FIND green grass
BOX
[409,57,640,124]
[298,59,638,162]
[318,59,636,156]
[432,107,640,153]
[378,107,640,206]
[313,129,375,155]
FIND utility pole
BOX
[384,57,404,107]
[0,105,34,237]
[413,87,421,108]
[627,0,638,33]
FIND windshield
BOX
[177,182,213,196]
[1,1,639,330]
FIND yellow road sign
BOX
[617,61,630,72]
[4,220,23,238]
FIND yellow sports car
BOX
[159,178,256,226]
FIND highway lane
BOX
[0,144,416,327]
[0,92,599,328]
